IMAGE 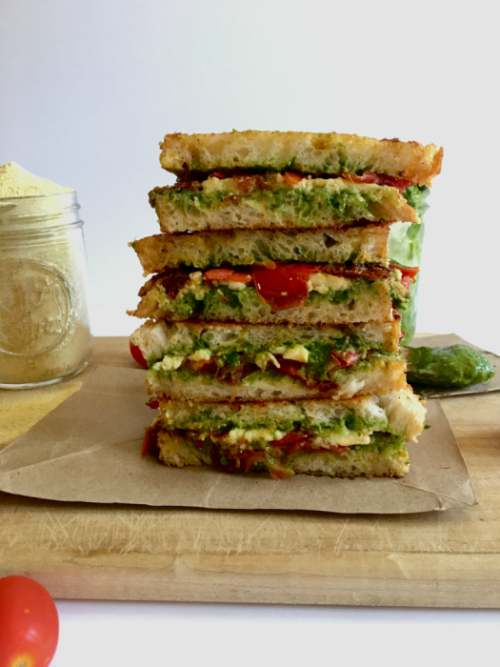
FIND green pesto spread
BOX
[153,182,401,225]
[152,332,386,369]
[159,278,406,322]
[406,344,495,388]
[166,409,389,440]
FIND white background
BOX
[2,0,500,352]
[2,1,500,664]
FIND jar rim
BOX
[0,189,76,202]
[0,190,82,230]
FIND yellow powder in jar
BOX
[0,162,73,197]
[0,163,92,386]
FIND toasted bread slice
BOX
[150,175,418,234]
[159,130,443,185]
[131,224,390,275]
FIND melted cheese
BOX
[188,349,212,362]
[307,273,353,294]
[225,281,247,291]
[154,355,185,371]
[282,345,309,363]
[179,271,209,301]
[224,428,285,445]
[312,432,371,447]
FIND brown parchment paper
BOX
[0,364,476,513]
[409,334,500,398]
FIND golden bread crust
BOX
[160,130,443,185]
[130,225,390,274]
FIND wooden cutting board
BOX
[0,336,499,608]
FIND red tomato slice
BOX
[203,269,253,283]
[0,575,59,667]
[129,340,148,368]
[253,264,318,311]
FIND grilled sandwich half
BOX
[143,388,426,479]
[132,320,405,401]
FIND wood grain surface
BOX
[0,336,499,608]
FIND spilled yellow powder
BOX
[0,161,72,198]
[0,381,82,451]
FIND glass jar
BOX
[388,184,430,345]
[388,220,424,345]
[0,190,92,388]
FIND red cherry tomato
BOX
[0,575,59,667]
[130,340,148,368]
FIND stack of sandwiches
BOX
[129,131,442,480]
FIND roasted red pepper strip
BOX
[242,451,267,473]
[389,264,419,280]
[343,172,414,192]
[283,172,305,186]
[203,268,253,283]
[253,263,318,311]
[329,350,361,368]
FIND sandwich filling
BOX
[149,173,420,231]
[146,424,409,479]
[132,262,414,323]
[143,390,425,478]
[132,320,403,397]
